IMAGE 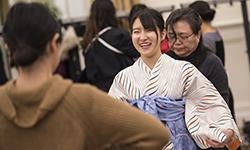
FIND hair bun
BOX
[189,1,216,22]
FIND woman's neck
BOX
[201,22,216,33]
[141,51,162,70]
[15,59,53,90]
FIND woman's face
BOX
[131,18,163,59]
[167,20,200,57]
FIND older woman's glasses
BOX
[167,32,194,43]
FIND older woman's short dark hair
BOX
[165,8,202,35]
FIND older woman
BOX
[166,8,240,150]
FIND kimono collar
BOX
[138,55,163,75]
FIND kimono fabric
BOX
[128,95,197,150]
[109,54,241,149]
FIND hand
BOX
[206,129,234,148]
[222,128,234,144]
[223,129,241,150]
[206,138,226,148]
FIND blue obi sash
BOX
[128,95,197,150]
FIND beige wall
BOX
[220,23,250,128]
[113,0,140,12]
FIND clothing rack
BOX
[181,0,243,8]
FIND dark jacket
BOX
[83,27,139,92]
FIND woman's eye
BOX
[133,30,140,34]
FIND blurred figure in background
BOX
[81,0,139,92]
[189,0,225,64]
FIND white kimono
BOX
[108,54,241,149]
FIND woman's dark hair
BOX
[3,2,61,67]
[82,0,118,49]
[128,4,147,24]
[165,8,202,35]
[130,8,164,41]
[189,1,216,22]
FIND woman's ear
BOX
[161,29,167,41]
[196,31,202,42]
[198,31,202,39]
[48,33,60,54]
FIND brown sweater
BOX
[0,75,170,150]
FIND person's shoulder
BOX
[110,27,129,33]
[105,27,130,38]
[115,64,133,77]
[203,30,223,41]
[67,83,105,107]
[163,54,193,67]
[162,54,196,75]
[205,51,223,66]
[70,83,99,96]
[0,81,12,99]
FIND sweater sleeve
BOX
[86,85,170,150]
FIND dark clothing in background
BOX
[81,27,139,92]
[203,32,235,120]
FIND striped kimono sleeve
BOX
[108,68,140,101]
[181,62,241,149]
